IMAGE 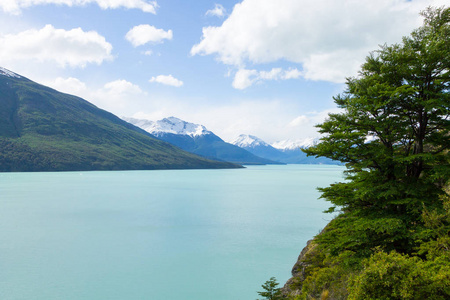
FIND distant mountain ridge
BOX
[231,134,285,162]
[272,138,319,150]
[124,117,282,165]
[129,116,212,137]
[0,67,240,172]
[231,134,339,165]
[232,134,271,148]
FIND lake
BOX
[0,164,344,300]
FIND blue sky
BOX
[0,0,446,143]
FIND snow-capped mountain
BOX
[271,138,319,151]
[123,116,212,137]
[0,67,21,78]
[231,134,271,148]
[231,134,284,161]
[124,117,281,165]
[232,134,339,165]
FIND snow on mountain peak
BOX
[124,116,212,137]
[0,67,21,78]
[272,138,319,150]
[231,134,270,148]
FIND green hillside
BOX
[0,69,241,172]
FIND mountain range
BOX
[231,134,339,165]
[125,117,339,165]
[0,67,240,172]
[123,117,281,165]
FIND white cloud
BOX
[232,67,301,89]
[232,69,258,89]
[289,115,309,127]
[283,68,302,80]
[1,0,158,15]
[205,4,226,17]
[125,25,172,47]
[0,24,113,68]
[192,0,448,83]
[51,77,88,95]
[103,79,143,95]
[92,79,147,112]
[149,75,183,87]
[44,77,147,114]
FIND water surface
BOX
[0,165,344,299]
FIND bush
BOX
[348,251,450,299]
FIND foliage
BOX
[299,250,357,300]
[257,277,282,300]
[348,251,450,300]
[278,6,450,299]
[304,6,450,255]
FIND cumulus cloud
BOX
[232,69,258,89]
[51,77,88,95]
[205,4,226,17]
[103,79,143,95]
[0,24,113,68]
[1,0,158,15]
[45,77,147,115]
[149,75,183,87]
[192,0,448,83]
[288,108,343,131]
[289,115,310,127]
[232,67,301,89]
[125,25,172,47]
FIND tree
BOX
[305,6,450,256]
[257,277,282,300]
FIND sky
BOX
[0,0,447,143]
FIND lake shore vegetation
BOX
[274,6,449,299]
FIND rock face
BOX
[280,239,319,298]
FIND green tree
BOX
[257,277,282,300]
[305,6,450,256]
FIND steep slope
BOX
[124,117,281,165]
[0,67,240,171]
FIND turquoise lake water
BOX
[0,165,344,300]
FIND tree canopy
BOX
[277,6,450,299]
[266,7,450,300]
[304,6,450,256]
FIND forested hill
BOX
[0,68,241,172]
